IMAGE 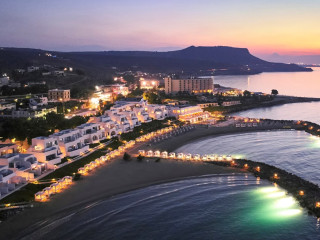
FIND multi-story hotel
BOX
[27,136,63,165]
[50,129,89,157]
[165,77,213,95]
[48,89,71,102]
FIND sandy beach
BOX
[0,132,242,240]
[0,123,296,240]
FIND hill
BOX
[0,46,312,77]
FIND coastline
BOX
[0,153,241,240]
[0,122,308,239]
[220,96,320,115]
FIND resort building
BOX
[108,112,132,133]
[168,105,210,123]
[197,102,219,109]
[50,129,89,157]
[76,123,106,144]
[0,101,16,111]
[89,115,122,139]
[122,111,141,128]
[11,106,57,118]
[165,77,214,95]
[27,66,40,72]
[27,136,63,165]
[139,78,160,89]
[0,74,10,87]
[132,106,152,123]
[48,89,71,102]
[222,101,241,106]
[0,144,18,156]
[0,153,39,182]
[0,165,16,185]
[146,105,168,120]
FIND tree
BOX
[143,91,161,104]
[243,90,251,98]
[271,89,279,95]
[137,154,144,162]
[123,152,131,161]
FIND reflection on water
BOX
[23,175,318,240]
[232,101,320,124]
[176,131,320,185]
[214,67,320,97]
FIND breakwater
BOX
[298,120,320,137]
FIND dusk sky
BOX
[1,0,320,55]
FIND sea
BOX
[27,68,320,239]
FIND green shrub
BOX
[123,152,131,161]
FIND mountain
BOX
[0,46,312,77]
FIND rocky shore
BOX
[208,159,320,217]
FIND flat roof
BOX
[0,143,16,148]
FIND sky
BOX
[1,0,320,55]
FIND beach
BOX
[0,122,301,240]
[0,132,241,240]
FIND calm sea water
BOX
[23,174,319,240]
[214,67,320,98]
[231,102,320,124]
[177,131,320,185]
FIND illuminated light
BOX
[277,209,302,217]
[316,202,320,208]
[267,191,286,198]
[4,203,11,207]
[259,187,279,193]
[273,173,279,179]
[274,197,295,208]
[34,145,42,151]
[244,163,248,168]
[256,177,260,181]
[256,166,260,172]
[299,190,304,196]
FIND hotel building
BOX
[27,136,63,165]
[165,77,213,95]
[168,105,210,123]
[48,89,71,102]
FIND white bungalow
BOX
[177,153,184,159]
[147,150,153,157]
[154,150,161,157]
[218,155,224,161]
[35,191,47,201]
[193,154,200,160]
[202,155,208,161]
[43,187,54,197]
[78,167,86,174]
[50,182,61,193]
[161,151,168,158]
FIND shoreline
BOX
[0,120,314,239]
[220,96,320,115]
[0,156,241,240]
